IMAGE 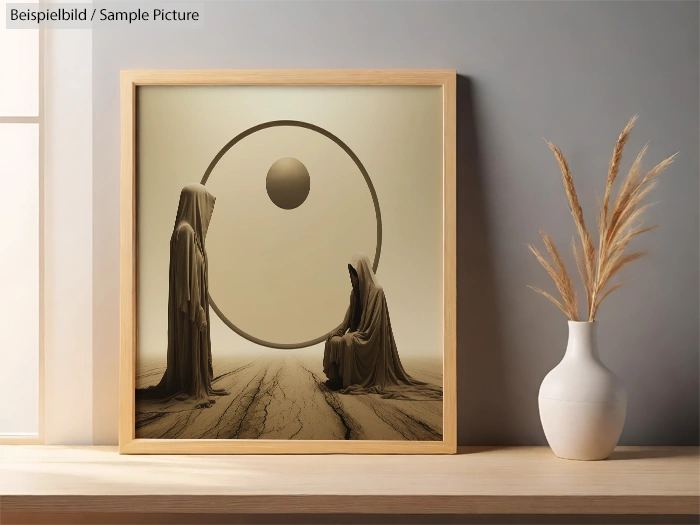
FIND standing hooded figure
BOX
[323,253,442,401]
[137,183,228,411]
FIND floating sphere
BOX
[266,157,310,210]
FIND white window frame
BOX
[0,25,45,445]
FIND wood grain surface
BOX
[0,446,697,519]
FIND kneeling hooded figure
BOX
[323,253,443,401]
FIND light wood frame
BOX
[119,70,456,454]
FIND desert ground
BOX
[136,353,443,440]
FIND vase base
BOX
[539,397,626,461]
[551,451,613,461]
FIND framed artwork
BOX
[119,70,456,454]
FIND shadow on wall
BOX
[455,76,700,447]
[456,76,513,446]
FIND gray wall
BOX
[93,1,699,445]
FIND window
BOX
[0,0,43,443]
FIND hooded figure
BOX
[323,253,442,401]
[137,183,228,411]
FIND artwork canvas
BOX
[120,70,456,454]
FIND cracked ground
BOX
[135,354,443,440]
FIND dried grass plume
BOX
[529,117,677,321]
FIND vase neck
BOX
[564,322,600,361]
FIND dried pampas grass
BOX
[529,117,677,321]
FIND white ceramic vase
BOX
[539,321,626,460]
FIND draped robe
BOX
[323,254,443,400]
[137,183,228,412]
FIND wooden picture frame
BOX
[120,70,456,454]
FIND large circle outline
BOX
[201,119,382,349]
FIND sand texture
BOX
[136,354,443,441]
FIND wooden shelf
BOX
[0,446,697,523]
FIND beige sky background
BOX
[137,85,444,365]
